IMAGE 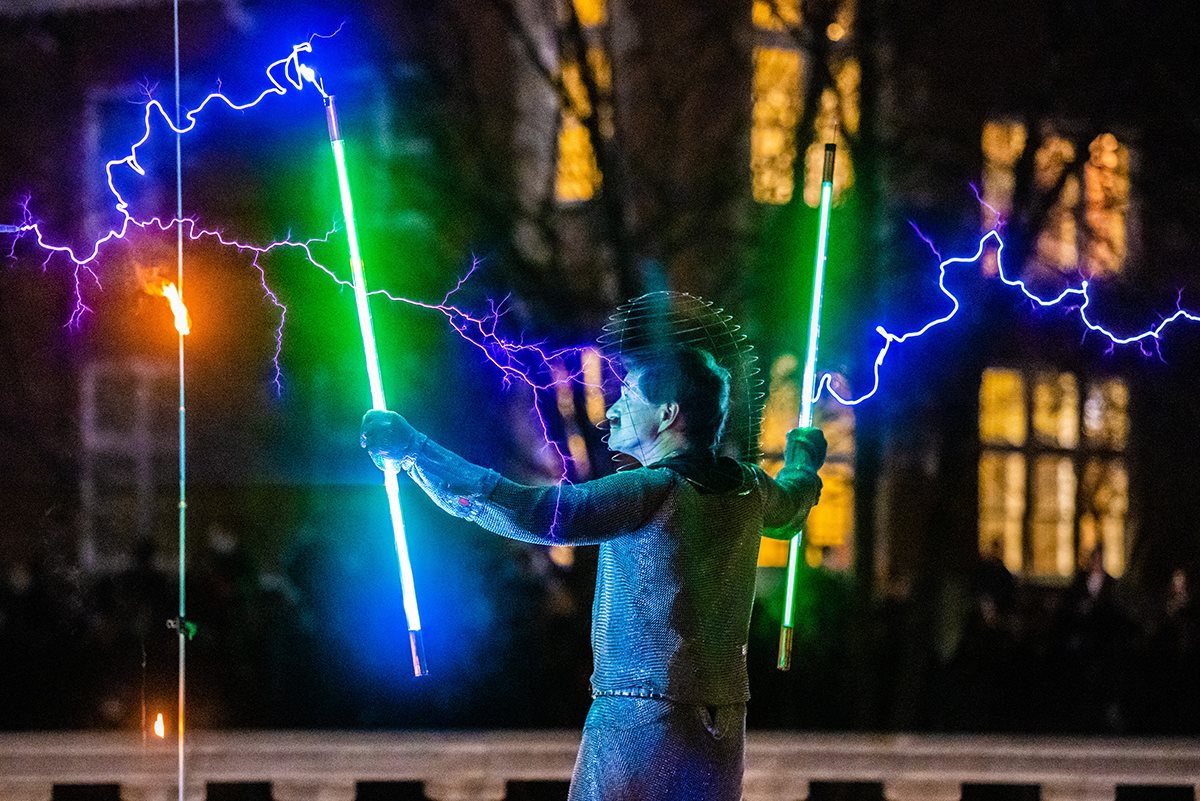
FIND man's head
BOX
[604,345,731,463]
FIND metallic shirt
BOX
[399,434,820,705]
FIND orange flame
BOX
[146,280,191,335]
[153,712,165,738]
[160,281,191,335]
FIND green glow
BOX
[781,531,803,623]
[330,137,425,651]
[798,180,834,430]
[779,175,834,665]
[332,140,387,411]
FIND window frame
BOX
[978,365,1130,581]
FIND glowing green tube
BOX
[326,95,428,677]
[778,142,836,670]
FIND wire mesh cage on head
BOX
[598,291,763,462]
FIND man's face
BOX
[604,369,667,462]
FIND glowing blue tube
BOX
[326,95,428,677]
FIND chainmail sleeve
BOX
[756,464,822,532]
[399,432,677,546]
[480,469,677,546]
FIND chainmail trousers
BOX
[568,696,746,801]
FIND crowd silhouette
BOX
[1,530,1196,734]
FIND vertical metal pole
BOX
[324,95,428,676]
[778,142,836,670]
[172,0,187,793]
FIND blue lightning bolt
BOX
[815,225,1200,407]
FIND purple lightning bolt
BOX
[3,34,344,391]
[2,33,617,520]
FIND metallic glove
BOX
[360,409,419,471]
[784,426,827,473]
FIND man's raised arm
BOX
[361,410,673,547]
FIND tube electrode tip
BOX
[822,143,836,184]
[410,629,429,677]
[324,94,341,142]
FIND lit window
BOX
[978,451,1025,572]
[978,121,1131,280]
[1032,134,1081,276]
[1084,377,1128,448]
[1032,370,1079,448]
[556,115,602,202]
[1029,454,1076,576]
[752,1,857,206]
[805,397,855,567]
[1080,377,1129,576]
[752,47,802,204]
[981,120,1028,208]
[580,347,608,425]
[1078,459,1128,576]
[833,57,861,136]
[757,354,855,569]
[979,367,1027,446]
[753,0,801,31]
[542,345,610,566]
[802,60,857,208]
[568,0,606,27]
[1082,133,1130,278]
[978,367,1130,578]
[555,46,610,202]
[979,120,1027,249]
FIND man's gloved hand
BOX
[360,409,419,471]
[772,426,827,523]
[785,426,827,473]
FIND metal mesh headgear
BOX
[598,291,763,461]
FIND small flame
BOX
[155,281,191,335]
[153,712,165,738]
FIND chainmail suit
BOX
[396,432,820,800]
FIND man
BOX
[361,344,825,801]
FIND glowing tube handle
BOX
[325,94,428,676]
[779,142,836,671]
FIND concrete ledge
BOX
[1,732,1197,800]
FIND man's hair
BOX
[622,345,731,453]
